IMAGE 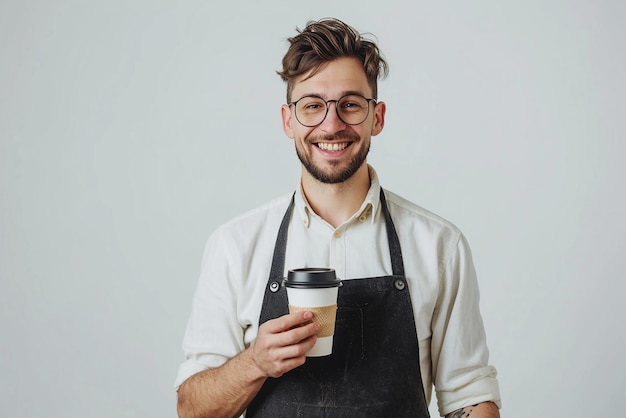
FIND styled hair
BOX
[278,18,389,102]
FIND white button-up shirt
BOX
[176,166,501,415]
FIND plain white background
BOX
[1,1,624,417]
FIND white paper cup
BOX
[285,268,342,357]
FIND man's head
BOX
[278,18,388,103]
[279,19,388,186]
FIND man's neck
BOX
[301,164,371,228]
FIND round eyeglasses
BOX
[288,94,376,127]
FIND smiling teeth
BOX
[317,142,348,151]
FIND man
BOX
[176,18,501,418]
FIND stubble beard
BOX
[296,133,370,184]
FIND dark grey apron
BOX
[247,190,430,417]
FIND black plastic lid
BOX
[285,268,342,289]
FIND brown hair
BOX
[277,18,389,102]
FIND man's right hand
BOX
[250,310,320,378]
[177,311,320,418]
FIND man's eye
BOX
[341,101,365,111]
[301,102,325,112]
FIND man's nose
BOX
[319,101,346,133]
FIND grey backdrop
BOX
[1,1,624,417]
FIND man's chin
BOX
[303,163,362,184]
[297,143,369,185]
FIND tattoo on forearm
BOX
[450,404,478,418]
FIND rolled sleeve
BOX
[174,353,228,390]
[174,228,246,390]
[431,234,501,415]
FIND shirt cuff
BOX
[174,355,228,391]
[436,366,502,415]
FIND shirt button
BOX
[303,217,309,227]
[358,214,367,222]
[334,230,342,238]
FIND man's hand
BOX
[251,310,320,378]
[177,311,320,418]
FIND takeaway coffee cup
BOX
[285,268,342,357]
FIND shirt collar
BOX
[295,164,382,228]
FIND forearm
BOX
[177,348,266,418]
[445,401,500,418]
[177,311,319,417]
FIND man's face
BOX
[281,57,386,184]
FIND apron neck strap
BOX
[379,189,405,277]
[268,193,296,281]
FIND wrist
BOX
[240,342,269,382]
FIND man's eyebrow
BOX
[294,90,368,100]
[340,90,367,97]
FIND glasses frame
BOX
[288,94,377,128]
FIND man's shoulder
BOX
[383,188,463,237]
[198,193,294,265]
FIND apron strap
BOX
[268,193,295,282]
[379,189,405,277]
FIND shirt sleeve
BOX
[430,233,501,415]
[174,227,247,390]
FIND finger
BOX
[274,322,320,347]
[282,334,318,359]
[262,311,315,334]
[252,329,320,378]
[267,335,318,376]
[254,321,319,363]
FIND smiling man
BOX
[175,18,501,418]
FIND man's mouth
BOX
[316,142,349,151]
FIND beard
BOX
[296,132,370,184]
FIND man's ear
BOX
[371,101,386,136]
[281,104,295,138]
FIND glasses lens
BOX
[337,95,370,125]
[295,96,327,127]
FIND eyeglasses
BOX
[288,94,376,127]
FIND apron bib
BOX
[247,190,430,417]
